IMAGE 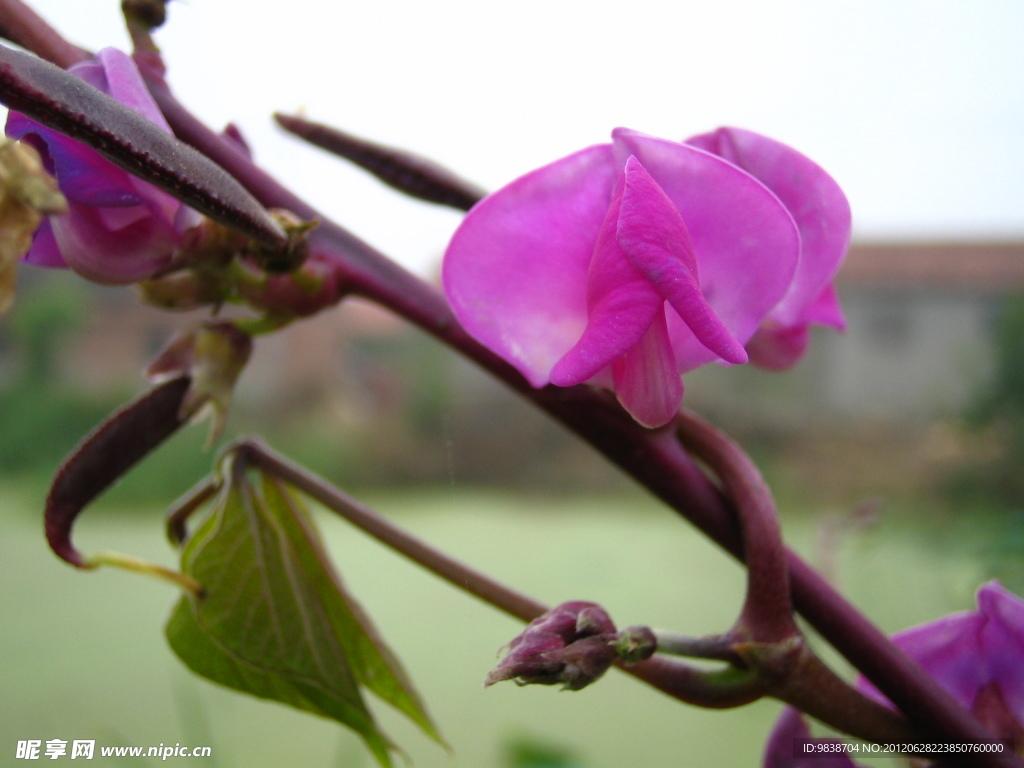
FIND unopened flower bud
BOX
[485,601,620,691]
[237,251,346,318]
[574,604,616,636]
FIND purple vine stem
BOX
[0,2,1015,762]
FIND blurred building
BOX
[687,241,1024,428]
[4,240,1024,493]
[7,241,1024,424]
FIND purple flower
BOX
[859,581,1024,743]
[5,48,199,284]
[443,128,849,428]
[685,128,849,370]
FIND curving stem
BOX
[675,409,797,644]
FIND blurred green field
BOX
[0,485,993,768]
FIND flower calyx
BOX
[139,210,338,320]
[249,209,316,275]
[146,321,253,444]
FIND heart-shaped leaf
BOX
[166,452,442,767]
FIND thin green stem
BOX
[239,438,546,622]
[653,631,744,664]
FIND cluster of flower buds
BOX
[485,601,656,692]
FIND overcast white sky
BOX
[10,0,1024,274]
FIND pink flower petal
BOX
[858,609,984,709]
[20,219,66,268]
[802,283,846,330]
[611,310,683,428]
[613,129,800,371]
[977,581,1024,717]
[443,127,831,427]
[549,178,663,385]
[763,707,860,768]
[889,610,988,709]
[686,127,851,330]
[859,581,1024,727]
[51,203,177,284]
[443,144,618,386]
[6,120,143,207]
[745,324,810,371]
[617,155,746,365]
[744,286,845,371]
[96,49,173,134]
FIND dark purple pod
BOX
[0,43,286,247]
[45,377,191,566]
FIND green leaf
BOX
[166,453,442,766]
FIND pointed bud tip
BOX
[614,626,657,664]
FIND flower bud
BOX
[486,602,642,692]
[236,251,346,318]
[137,269,224,311]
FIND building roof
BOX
[839,241,1024,291]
